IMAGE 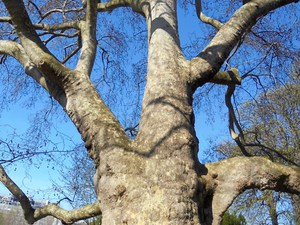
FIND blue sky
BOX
[0,101,81,203]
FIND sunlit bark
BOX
[203,157,300,225]
[0,0,299,224]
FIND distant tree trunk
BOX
[265,191,279,225]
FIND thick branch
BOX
[97,0,148,15]
[0,164,35,223]
[206,68,241,86]
[189,0,298,88]
[2,0,73,89]
[3,0,52,55]
[195,0,223,30]
[0,40,65,103]
[75,0,98,76]
[34,203,101,224]
[0,164,101,225]
[0,17,11,23]
[33,21,80,31]
[202,157,300,225]
[0,41,31,68]
[2,1,131,168]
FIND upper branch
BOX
[202,156,300,225]
[97,0,148,15]
[0,17,11,23]
[195,0,223,30]
[0,40,65,103]
[196,67,242,87]
[2,0,73,89]
[33,21,80,31]
[0,164,101,225]
[189,0,298,88]
[75,0,98,76]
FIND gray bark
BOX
[97,1,200,223]
[0,0,299,225]
[265,191,279,225]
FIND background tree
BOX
[215,64,299,224]
[0,0,299,225]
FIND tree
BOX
[0,0,299,225]
[215,67,299,224]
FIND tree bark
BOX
[265,191,279,225]
[96,0,202,224]
[203,157,300,225]
[0,0,299,225]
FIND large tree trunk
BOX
[94,0,202,224]
[1,1,300,225]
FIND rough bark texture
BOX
[96,1,201,224]
[203,157,300,225]
[0,0,299,225]
[265,191,279,225]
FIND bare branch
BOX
[28,0,84,24]
[190,0,298,88]
[28,0,43,18]
[241,43,274,79]
[33,21,80,31]
[0,17,12,23]
[202,157,300,225]
[0,164,36,223]
[97,0,148,15]
[245,142,300,167]
[38,7,84,23]
[210,68,241,86]
[225,83,252,156]
[0,40,65,103]
[2,0,73,90]
[75,0,98,76]
[3,0,51,54]
[34,203,101,225]
[195,0,223,30]
[62,46,81,64]
[224,79,300,165]
[0,164,101,225]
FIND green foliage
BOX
[221,212,246,225]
